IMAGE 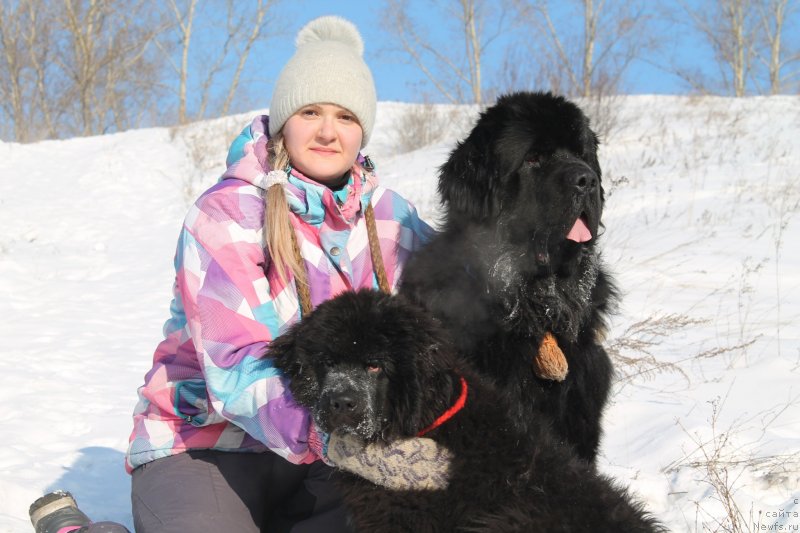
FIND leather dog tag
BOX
[533,332,569,382]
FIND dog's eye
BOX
[524,155,542,169]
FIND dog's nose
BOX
[572,170,598,193]
[325,391,365,429]
[330,393,359,413]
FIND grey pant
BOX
[131,450,352,533]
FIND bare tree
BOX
[164,0,196,125]
[755,0,800,94]
[727,0,751,96]
[382,0,507,104]
[54,0,168,136]
[0,0,167,141]
[221,0,275,116]
[0,0,63,141]
[161,0,277,125]
[502,0,652,139]
[582,0,598,97]
[510,0,651,98]
[60,0,105,136]
[676,0,759,96]
[463,0,483,103]
[2,0,278,140]
[0,0,280,142]
[22,1,59,139]
[0,0,29,141]
[721,0,753,96]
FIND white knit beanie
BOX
[269,16,377,147]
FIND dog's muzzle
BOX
[321,389,365,428]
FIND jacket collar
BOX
[221,115,378,226]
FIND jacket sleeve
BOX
[177,185,321,464]
[406,202,436,251]
[378,189,436,287]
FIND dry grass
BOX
[576,94,626,143]
[665,392,800,533]
[390,103,474,154]
[606,313,705,385]
[169,115,245,205]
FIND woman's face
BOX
[282,103,363,185]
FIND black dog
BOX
[270,290,659,532]
[400,91,616,464]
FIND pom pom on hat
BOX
[269,16,376,147]
[296,16,364,56]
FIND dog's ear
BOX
[268,330,298,376]
[268,327,320,407]
[389,339,452,438]
[370,296,451,438]
[386,308,458,438]
[437,130,499,221]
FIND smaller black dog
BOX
[271,290,661,532]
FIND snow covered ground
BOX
[1,96,798,532]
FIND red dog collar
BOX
[417,376,468,436]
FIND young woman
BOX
[30,16,447,533]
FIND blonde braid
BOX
[265,135,305,287]
[265,135,386,315]
[290,226,313,316]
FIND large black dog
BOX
[400,91,616,463]
[271,290,659,532]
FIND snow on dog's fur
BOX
[270,290,661,532]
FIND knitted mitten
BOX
[327,431,452,490]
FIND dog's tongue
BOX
[566,217,592,243]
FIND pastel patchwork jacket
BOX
[126,116,433,472]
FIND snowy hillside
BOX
[1,96,798,532]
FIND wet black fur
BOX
[270,290,661,533]
[400,91,617,463]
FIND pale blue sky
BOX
[271,0,693,100]
[195,0,799,112]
